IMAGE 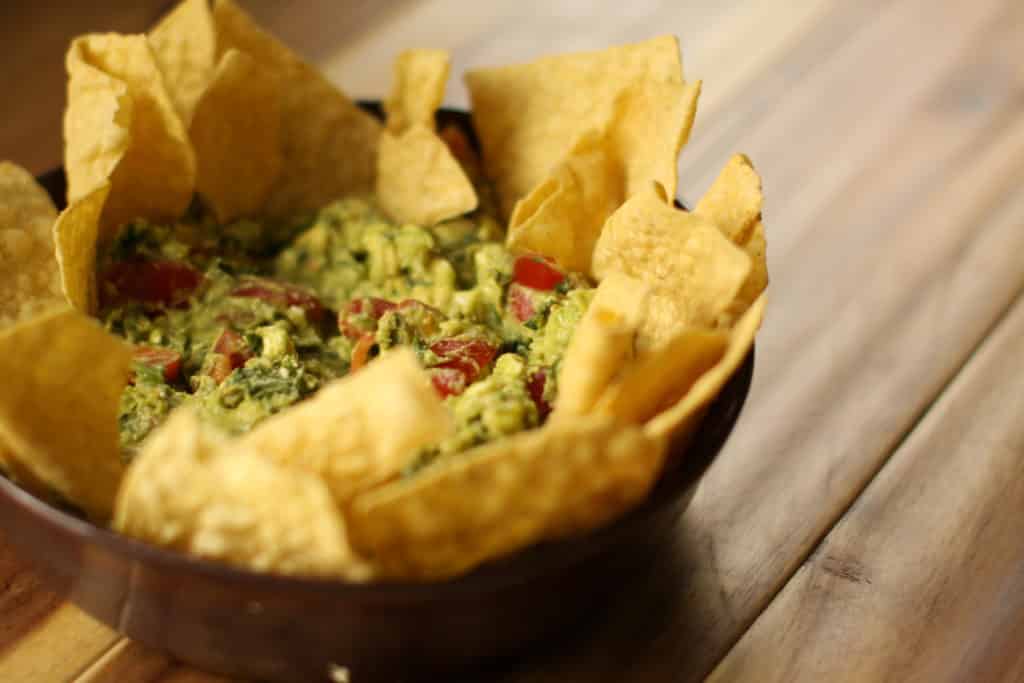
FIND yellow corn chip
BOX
[147,0,218,125]
[552,272,648,418]
[646,294,765,440]
[63,46,133,208]
[113,407,223,549]
[239,349,452,503]
[348,415,666,579]
[213,0,381,216]
[610,78,702,200]
[595,328,727,424]
[385,49,450,133]
[696,154,768,323]
[696,153,762,243]
[0,163,64,327]
[115,409,372,579]
[0,444,68,509]
[377,49,476,225]
[67,34,196,234]
[506,129,623,273]
[189,48,283,222]
[592,185,751,348]
[504,78,700,275]
[377,125,478,226]
[465,36,682,216]
[53,184,110,314]
[0,309,131,522]
[723,219,768,324]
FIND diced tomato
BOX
[350,333,377,372]
[338,297,398,339]
[231,278,325,323]
[102,260,204,307]
[430,367,468,398]
[527,369,552,421]
[132,346,182,383]
[207,354,234,385]
[428,338,498,394]
[513,255,565,291]
[213,329,253,371]
[508,283,536,323]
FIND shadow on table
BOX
[472,516,722,683]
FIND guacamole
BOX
[100,198,594,464]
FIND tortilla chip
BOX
[592,185,751,348]
[646,294,765,440]
[239,349,452,503]
[385,49,450,133]
[347,415,666,579]
[0,163,64,327]
[595,328,727,424]
[113,407,223,548]
[189,48,283,222]
[465,36,682,216]
[53,184,110,314]
[377,125,478,226]
[67,34,196,235]
[696,153,762,243]
[212,0,381,216]
[723,219,768,324]
[696,154,768,323]
[506,129,623,273]
[63,46,133,208]
[0,309,131,522]
[115,409,371,579]
[504,76,700,275]
[611,78,701,200]
[147,0,218,125]
[552,272,648,418]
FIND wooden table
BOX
[4,0,1024,680]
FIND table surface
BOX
[3,0,1024,681]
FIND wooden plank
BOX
[0,603,118,682]
[76,640,174,683]
[0,538,63,655]
[709,230,1024,681]
[491,0,1024,680]
[319,0,768,103]
[9,0,1024,681]
[75,640,238,683]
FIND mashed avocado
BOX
[100,197,593,464]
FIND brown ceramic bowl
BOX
[0,105,755,682]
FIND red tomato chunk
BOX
[513,255,565,291]
[232,278,325,323]
[132,346,182,383]
[507,283,536,323]
[338,297,398,339]
[527,369,552,420]
[213,329,253,372]
[428,338,498,396]
[102,260,204,307]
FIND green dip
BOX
[99,198,594,468]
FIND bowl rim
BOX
[8,103,756,600]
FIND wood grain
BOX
[709,256,1024,682]
[491,0,1024,678]
[0,603,118,682]
[3,0,1024,680]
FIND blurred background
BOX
[1,0,802,202]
